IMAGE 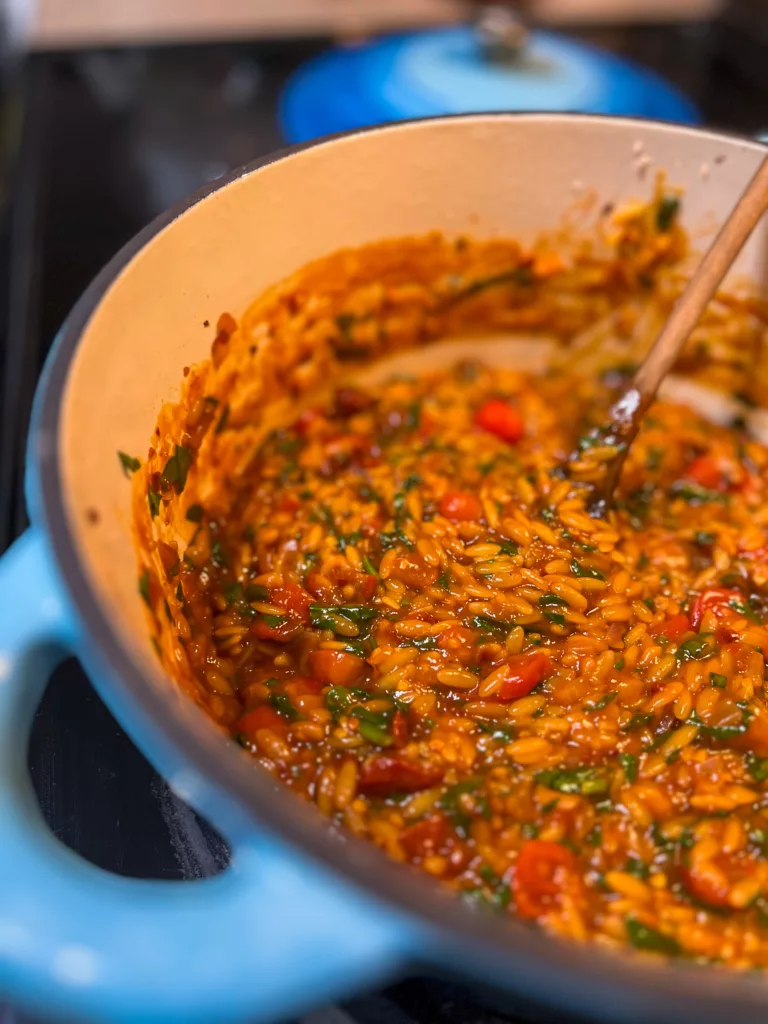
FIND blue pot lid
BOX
[280,26,700,144]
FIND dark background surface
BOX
[0,14,766,1021]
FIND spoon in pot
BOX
[582,154,768,517]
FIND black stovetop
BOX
[2,20,766,1023]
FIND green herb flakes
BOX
[571,560,604,580]
[677,633,717,662]
[619,752,638,783]
[656,195,680,233]
[623,712,654,732]
[118,451,141,475]
[625,917,681,956]
[268,692,299,720]
[747,753,768,783]
[584,691,618,712]
[670,481,727,505]
[147,488,161,518]
[215,404,230,434]
[694,531,715,547]
[161,445,194,493]
[534,766,608,797]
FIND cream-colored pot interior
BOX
[59,114,768,698]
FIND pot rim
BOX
[30,112,768,1022]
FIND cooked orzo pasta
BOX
[130,183,768,968]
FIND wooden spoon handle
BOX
[633,155,768,400]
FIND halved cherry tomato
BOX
[513,839,580,920]
[649,612,690,642]
[689,588,741,630]
[234,705,287,740]
[474,399,525,444]
[496,652,553,701]
[390,551,439,589]
[307,649,365,687]
[439,491,483,521]
[684,453,724,491]
[358,754,444,798]
[400,813,451,859]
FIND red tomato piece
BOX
[333,387,373,417]
[307,566,377,604]
[715,626,738,645]
[649,612,690,642]
[358,754,444,798]
[439,491,483,521]
[295,407,323,436]
[285,676,325,696]
[497,652,553,701]
[689,588,741,631]
[307,649,365,687]
[474,399,525,444]
[306,570,336,604]
[275,495,300,514]
[252,581,314,641]
[271,583,313,623]
[234,705,286,739]
[391,551,439,589]
[740,544,768,564]
[684,454,723,491]
[733,707,768,758]
[360,516,384,539]
[252,618,300,642]
[513,840,580,921]
[400,813,452,860]
[391,710,409,747]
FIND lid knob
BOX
[474,4,530,62]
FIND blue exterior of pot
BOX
[280,27,700,144]
[0,525,414,1023]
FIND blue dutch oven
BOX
[279,26,701,143]
[1,114,767,1024]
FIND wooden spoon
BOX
[586,154,768,516]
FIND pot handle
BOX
[0,530,411,1023]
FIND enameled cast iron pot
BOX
[2,114,768,1024]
